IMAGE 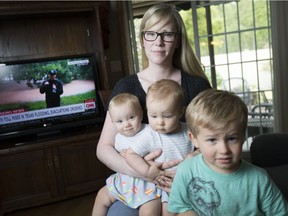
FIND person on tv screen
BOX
[40,69,63,108]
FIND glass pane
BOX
[200,55,210,71]
[242,61,257,85]
[224,1,238,32]
[221,75,252,111]
[180,9,194,47]
[228,63,242,78]
[240,31,256,61]
[215,52,228,66]
[263,90,273,104]
[256,29,271,51]
[215,64,228,89]
[255,1,269,28]
[210,4,224,35]
[197,7,207,36]
[227,33,241,63]
[257,47,272,62]
[133,18,142,70]
[257,60,273,91]
[238,0,254,30]
[213,35,226,64]
[203,65,212,84]
[199,36,209,57]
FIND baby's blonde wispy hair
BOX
[147,79,184,115]
[109,93,143,118]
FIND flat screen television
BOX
[0,55,105,142]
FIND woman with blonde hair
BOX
[95,3,211,216]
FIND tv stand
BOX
[36,129,62,138]
[0,126,113,215]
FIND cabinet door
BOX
[57,137,113,196]
[0,149,57,213]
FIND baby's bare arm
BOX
[125,147,163,180]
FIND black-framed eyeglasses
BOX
[142,31,179,42]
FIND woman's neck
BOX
[141,64,180,81]
[137,66,181,92]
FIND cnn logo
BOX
[85,102,95,109]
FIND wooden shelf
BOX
[0,128,113,215]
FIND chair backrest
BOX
[250,133,288,201]
[250,133,288,167]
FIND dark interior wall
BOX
[0,14,92,59]
[103,1,133,89]
[0,2,128,90]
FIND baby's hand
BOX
[155,169,175,192]
[155,178,172,193]
[119,149,127,158]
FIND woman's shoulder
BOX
[181,71,211,86]
[116,74,138,85]
[180,71,211,104]
[111,74,141,96]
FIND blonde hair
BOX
[146,79,184,114]
[109,93,143,118]
[139,3,208,81]
[185,89,248,137]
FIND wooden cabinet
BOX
[0,128,113,215]
[0,147,55,214]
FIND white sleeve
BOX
[129,125,153,157]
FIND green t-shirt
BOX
[168,154,288,215]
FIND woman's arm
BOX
[125,147,163,180]
[96,112,143,177]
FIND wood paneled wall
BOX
[0,14,92,60]
[0,2,109,89]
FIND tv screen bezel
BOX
[0,54,105,141]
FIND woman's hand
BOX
[142,148,181,192]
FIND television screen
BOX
[0,55,104,141]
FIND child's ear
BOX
[188,131,199,148]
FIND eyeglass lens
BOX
[143,31,177,42]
